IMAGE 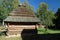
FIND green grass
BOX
[0,36,22,40]
[0,27,6,30]
[37,28,60,34]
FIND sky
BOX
[20,0,60,12]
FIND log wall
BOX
[7,25,37,35]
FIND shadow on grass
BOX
[21,29,60,40]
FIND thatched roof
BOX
[9,4,35,17]
[4,4,40,22]
[4,16,40,22]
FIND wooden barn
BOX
[4,4,40,35]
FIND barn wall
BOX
[5,22,39,35]
[7,25,36,35]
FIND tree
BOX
[36,2,55,31]
[0,0,9,25]
[9,0,20,11]
[0,0,20,25]
[55,8,60,29]
[37,2,48,24]
[0,5,8,20]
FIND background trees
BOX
[8,0,20,11]
[0,0,20,25]
[0,0,9,25]
[36,2,55,29]
[55,8,60,29]
[37,2,48,25]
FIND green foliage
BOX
[0,26,7,36]
[0,0,9,25]
[37,2,55,27]
[55,8,60,22]
[55,8,60,29]
[0,0,20,25]
[0,4,8,20]
[37,2,48,24]
[37,28,46,32]
[45,11,55,26]
[9,0,20,10]
[37,28,60,34]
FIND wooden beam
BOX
[8,23,9,27]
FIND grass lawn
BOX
[0,36,22,40]
[0,27,7,31]
[37,28,60,34]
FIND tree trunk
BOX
[45,25,48,32]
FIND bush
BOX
[0,27,7,36]
[37,28,46,32]
[0,31,7,36]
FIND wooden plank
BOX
[0,30,7,32]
